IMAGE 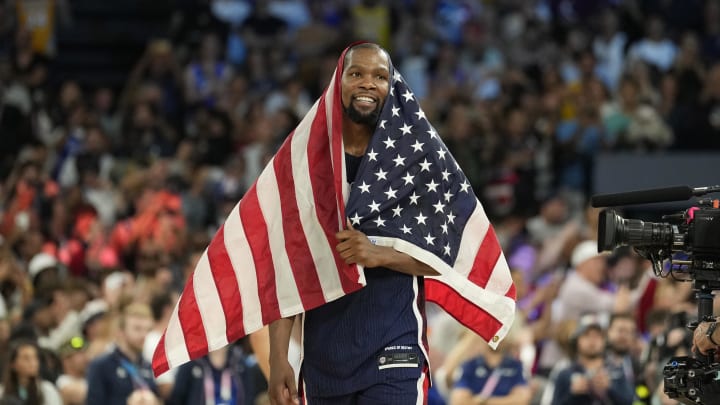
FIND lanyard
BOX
[479,367,503,398]
[119,358,149,390]
[203,362,234,405]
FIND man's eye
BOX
[351,72,360,77]
[377,75,388,81]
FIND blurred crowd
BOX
[0,0,719,404]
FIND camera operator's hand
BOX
[692,321,719,355]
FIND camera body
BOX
[599,206,720,281]
[598,203,720,404]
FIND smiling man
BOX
[268,42,440,405]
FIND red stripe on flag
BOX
[273,135,326,310]
[151,333,169,376]
[467,226,502,288]
[306,96,360,294]
[333,48,350,222]
[425,279,502,343]
[177,275,209,362]
[206,224,245,341]
[505,282,517,300]
[240,185,281,324]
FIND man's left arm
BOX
[335,223,439,276]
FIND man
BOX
[449,332,531,405]
[605,313,639,388]
[269,42,439,405]
[85,303,160,405]
[167,343,267,405]
[56,336,89,405]
[153,41,514,405]
[552,315,634,405]
[538,239,634,374]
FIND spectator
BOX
[84,303,160,405]
[167,343,267,405]
[35,282,82,353]
[55,336,89,405]
[627,16,678,73]
[123,39,184,129]
[240,0,289,52]
[605,313,640,390]
[537,239,637,374]
[449,330,531,405]
[0,339,63,404]
[184,32,234,108]
[593,9,628,91]
[551,315,634,405]
[142,292,177,400]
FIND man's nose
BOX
[359,75,376,89]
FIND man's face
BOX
[607,318,636,355]
[577,328,605,359]
[121,315,154,355]
[341,47,390,127]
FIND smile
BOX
[353,96,377,105]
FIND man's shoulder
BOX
[88,349,119,369]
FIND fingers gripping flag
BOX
[152,43,516,377]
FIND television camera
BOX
[591,185,720,405]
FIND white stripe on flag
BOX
[324,71,347,224]
[223,203,263,333]
[255,162,304,316]
[454,201,490,276]
[193,253,229,350]
[485,253,512,295]
[290,101,347,302]
[163,295,189,370]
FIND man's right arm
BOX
[268,317,298,405]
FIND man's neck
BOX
[484,351,504,368]
[117,342,140,363]
[342,118,373,156]
[608,349,629,361]
[578,355,604,371]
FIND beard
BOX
[609,343,630,356]
[580,350,604,360]
[344,101,381,127]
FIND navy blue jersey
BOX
[300,154,428,396]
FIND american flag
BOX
[152,44,516,377]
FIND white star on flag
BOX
[358,181,371,193]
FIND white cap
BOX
[571,240,603,268]
[28,253,59,280]
[79,299,109,327]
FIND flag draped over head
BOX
[152,42,516,377]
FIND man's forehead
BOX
[344,47,390,70]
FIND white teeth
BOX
[355,96,375,103]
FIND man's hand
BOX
[268,357,298,405]
[692,321,718,355]
[590,369,610,394]
[570,374,590,394]
[126,389,160,405]
[335,220,386,268]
